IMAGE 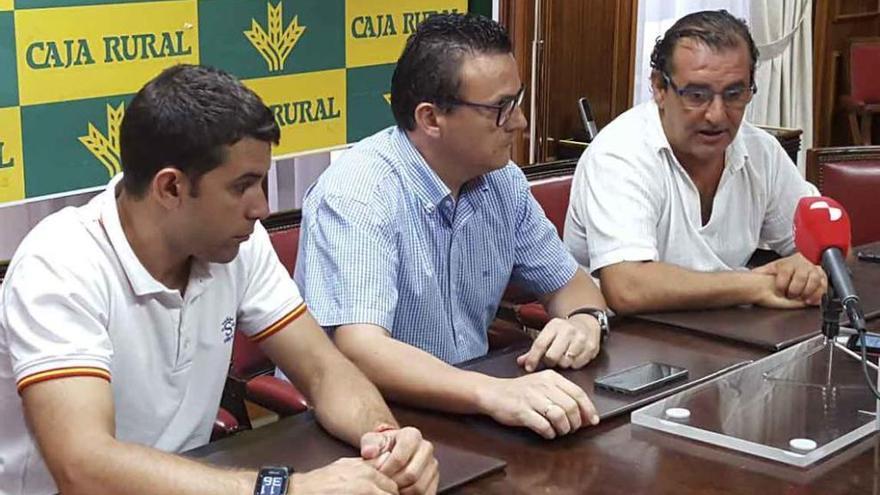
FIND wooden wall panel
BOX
[814,0,880,147]
[501,0,637,164]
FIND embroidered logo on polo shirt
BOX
[221,316,235,343]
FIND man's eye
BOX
[685,89,712,101]
[723,88,746,100]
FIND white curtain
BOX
[633,1,751,106]
[746,0,812,172]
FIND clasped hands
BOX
[290,426,438,495]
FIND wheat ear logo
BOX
[244,1,306,72]
[79,102,123,177]
[0,141,13,169]
[383,93,391,105]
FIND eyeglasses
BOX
[662,72,756,110]
[448,85,525,127]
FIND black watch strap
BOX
[567,307,610,341]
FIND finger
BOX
[360,431,389,461]
[519,408,556,439]
[369,467,400,494]
[395,442,436,492]
[378,428,419,479]
[775,266,795,294]
[545,386,583,432]
[543,325,574,368]
[785,267,809,299]
[571,332,599,369]
[798,268,821,302]
[520,324,558,372]
[806,270,829,305]
[553,373,599,425]
[402,463,440,495]
[559,332,587,369]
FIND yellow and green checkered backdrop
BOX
[0,0,468,204]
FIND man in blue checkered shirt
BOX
[295,13,608,439]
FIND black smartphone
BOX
[857,250,880,263]
[594,362,689,395]
[847,332,880,354]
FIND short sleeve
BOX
[236,222,306,343]
[760,145,820,256]
[294,194,399,332]
[510,170,578,295]
[580,147,663,274]
[1,253,112,394]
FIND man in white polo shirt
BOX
[0,65,437,495]
[563,10,826,315]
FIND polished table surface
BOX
[394,320,880,495]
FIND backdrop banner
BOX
[0,0,465,204]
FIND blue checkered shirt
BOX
[295,126,578,364]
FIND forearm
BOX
[334,327,497,416]
[541,269,607,318]
[307,354,400,446]
[49,436,254,495]
[600,261,767,314]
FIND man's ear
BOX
[151,167,188,208]
[413,102,444,139]
[650,70,667,108]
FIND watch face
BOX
[256,468,289,495]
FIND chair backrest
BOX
[529,175,573,238]
[231,221,301,378]
[849,38,880,103]
[807,146,880,246]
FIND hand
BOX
[476,370,599,439]
[752,253,827,306]
[290,457,398,495]
[516,316,601,372]
[361,427,439,495]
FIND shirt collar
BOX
[644,99,750,173]
[99,174,213,298]
[392,126,452,212]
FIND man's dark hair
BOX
[391,12,512,131]
[119,64,280,197]
[650,10,759,87]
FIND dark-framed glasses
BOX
[662,71,756,110]
[449,85,525,127]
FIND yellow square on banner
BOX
[0,1,12,12]
[346,0,467,68]
[0,106,24,202]
[15,1,199,106]
[245,69,346,157]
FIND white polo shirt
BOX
[0,175,305,495]
[563,100,818,275]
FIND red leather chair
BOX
[492,161,578,342]
[807,146,880,246]
[211,407,241,441]
[840,38,880,145]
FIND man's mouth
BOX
[697,128,726,138]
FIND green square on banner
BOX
[199,0,344,80]
[14,0,174,8]
[22,94,133,197]
[0,12,17,107]
[346,63,395,143]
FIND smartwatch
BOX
[254,466,292,495]
[567,307,610,341]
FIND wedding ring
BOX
[542,403,554,417]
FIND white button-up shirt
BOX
[564,100,817,275]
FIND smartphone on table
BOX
[594,362,688,395]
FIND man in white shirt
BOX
[564,10,826,315]
[0,64,437,495]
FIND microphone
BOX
[793,196,866,332]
